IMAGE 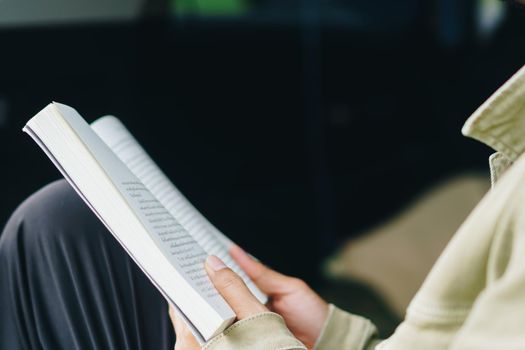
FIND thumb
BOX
[205,255,268,319]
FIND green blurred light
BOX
[173,0,249,15]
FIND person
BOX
[2,68,525,350]
[170,63,525,349]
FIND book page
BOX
[91,116,267,303]
[119,180,218,299]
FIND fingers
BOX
[205,255,268,319]
[168,304,184,336]
[229,244,294,294]
[169,304,200,350]
[169,304,177,330]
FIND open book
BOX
[23,102,267,344]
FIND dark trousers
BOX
[0,180,175,349]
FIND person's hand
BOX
[230,245,329,349]
[169,305,201,350]
[170,255,269,349]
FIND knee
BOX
[0,179,106,254]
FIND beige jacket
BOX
[204,64,525,350]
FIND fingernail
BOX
[206,255,227,271]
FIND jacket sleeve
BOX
[203,305,380,350]
[203,312,307,350]
[314,304,380,350]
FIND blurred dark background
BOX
[1,0,524,315]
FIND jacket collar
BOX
[462,64,525,162]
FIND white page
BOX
[24,103,235,342]
[91,116,267,303]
